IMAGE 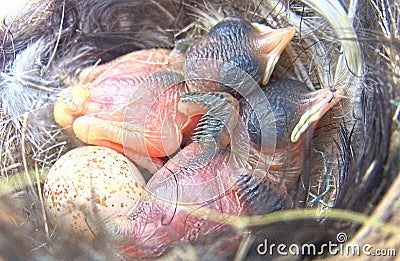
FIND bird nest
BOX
[0,0,399,260]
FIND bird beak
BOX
[54,86,90,127]
[291,87,344,142]
[253,27,296,85]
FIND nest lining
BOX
[0,0,398,260]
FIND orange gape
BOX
[54,49,189,173]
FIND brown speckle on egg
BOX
[43,146,146,239]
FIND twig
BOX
[21,112,33,187]
[233,232,254,261]
[35,160,49,240]
[45,0,65,70]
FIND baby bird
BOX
[185,16,295,94]
[239,79,343,191]
[54,49,189,173]
[53,17,295,173]
[106,79,343,259]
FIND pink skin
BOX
[53,48,342,260]
[51,18,301,258]
[106,80,344,259]
[108,142,287,258]
[49,16,344,260]
[54,18,296,173]
[54,49,192,172]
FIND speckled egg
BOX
[43,146,146,239]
